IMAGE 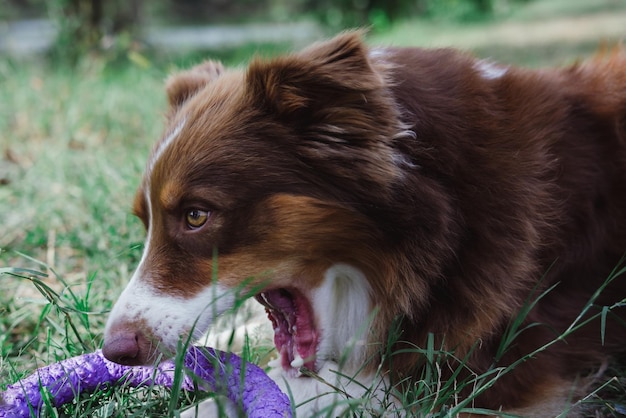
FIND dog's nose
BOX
[102,331,146,366]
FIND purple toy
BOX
[1,346,291,418]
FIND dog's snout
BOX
[102,330,148,366]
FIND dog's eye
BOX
[185,209,209,229]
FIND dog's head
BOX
[102,32,420,375]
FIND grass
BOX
[0,60,158,370]
[1,0,626,415]
[370,0,626,67]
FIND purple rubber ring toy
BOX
[1,346,291,417]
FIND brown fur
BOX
[137,32,626,412]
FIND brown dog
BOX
[102,32,626,416]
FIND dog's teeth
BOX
[290,354,304,368]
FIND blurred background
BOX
[1,0,626,66]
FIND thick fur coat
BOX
[103,32,626,415]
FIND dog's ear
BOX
[246,31,385,117]
[165,60,224,110]
[248,32,405,196]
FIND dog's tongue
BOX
[256,289,318,374]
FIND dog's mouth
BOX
[255,288,318,375]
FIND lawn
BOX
[1,0,626,415]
